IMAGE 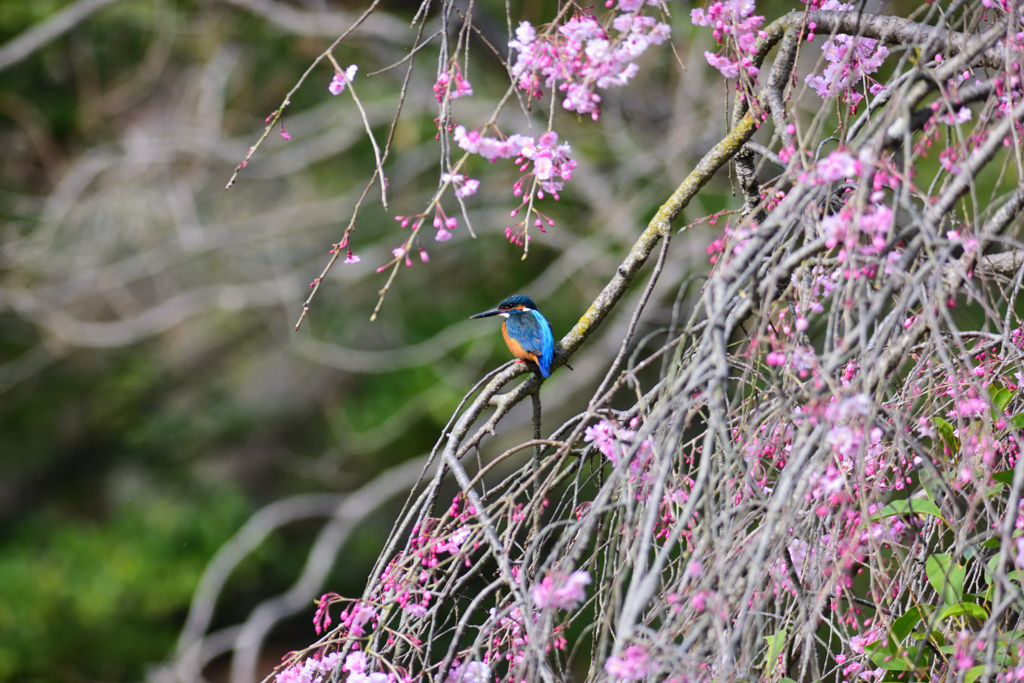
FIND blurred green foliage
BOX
[0,489,248,682]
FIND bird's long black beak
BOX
[470,307,502,319]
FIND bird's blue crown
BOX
[498,294,538,311]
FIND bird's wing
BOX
[534,311,554,369]
[506,311,549,355]
[506,311,554,375]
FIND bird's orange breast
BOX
[502,320,539,364]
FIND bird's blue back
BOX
[505,309,554,377]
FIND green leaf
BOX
[990,386,1014,414]
[891,607,924,641]
[926,554,965,606]
[875,498,944,522]
[870,646,916,671]
[1009,413,1024,430]
[937,602,988,621]
[934,416,960,454]
[982,529,1024,553]
[763,630,787,675]
[987,555,1002,582]
[965,665,987,683]
[993,470,1016,485]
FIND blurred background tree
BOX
[0,0,731,680]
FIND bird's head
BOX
[470,294,538,319]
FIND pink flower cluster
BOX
[947,395,991,419]
[375,498,480,621]
[604,645,651,681]
[342,602,377,637]
[343,651,393,683]
[806,34,890,106]
[445,661,491,683]
[584,418,652,467]
[691,0,766,79]
[820,202,894,261]
[329,64,359,95]
[453,127,576,199]
[275,653,344,683]
[487,604,528,668]
[311,594,376,638]
[531,569,591,610]
[771,538,817,596]
[441,172,480,200]
[814,150,860,184]
[433,525,471,555]
[433,68,473,103]
[507,12,671,120]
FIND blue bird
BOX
[471,294,555,377]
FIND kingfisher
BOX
[471,294,555,378]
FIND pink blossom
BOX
[344,252,361,264]
[704,51,740,79]
[446,661,491,683]
[344,652,367,674]
[849,629,880,653]
[434,69,473,103]
[508,13,670,120]
[950,106,972,124]
[584,420,620,464]
[329,64,359,95]
[435,526,471,554]
[345,603,376,637]
[691,0,765,79]
[531,570,591,610]
[816,151,859,182]
[806,35,889,102]
[947,396,989,418]
[349,674,389,683]
[604,645,650,681]
[405,602,427,617]
[453,126,526,161]
[455,178,480,198]
[511,21,535,47]
[276,653,344,683]
[442,172,479,198]
[455,126,576,202]
[452,72,474,99]
[821,201,893,256]
[825,393,871,422]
